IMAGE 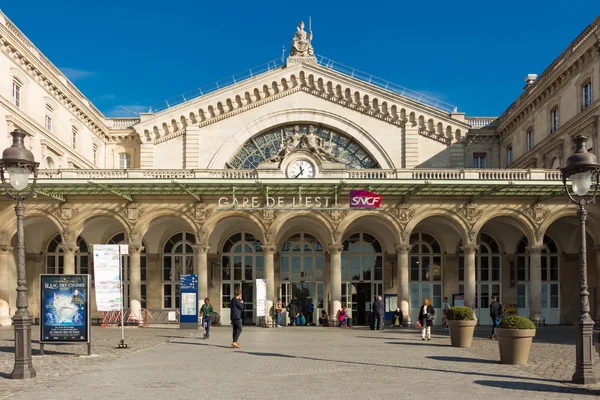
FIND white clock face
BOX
[287,160,315,178]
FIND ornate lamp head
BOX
[561,135,600,201]
[0,129,39,199]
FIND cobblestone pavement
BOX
[1,325,600,399]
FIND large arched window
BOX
[458,233,501,323]
[409,232,442,323]
[162,232,196,309]
[516,235,560,324]
[46,234,90,275]
[279,233,324,323]
[227,124,380,169]
[108,232,147,309]
[221,232,263,324]
[340,232,383,325]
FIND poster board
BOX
[256,279,267,317]
[40,274,90,343]
[180,274,198,329]
[452,293,465,307]
[92,244,122,312]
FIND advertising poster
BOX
[453,293,465,307]
[180,274,198,328]
[40,274,90,343]
[256,279,267,317]
[92,244,122,311]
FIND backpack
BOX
[499,303,507,317]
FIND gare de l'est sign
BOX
[217,190,383,210]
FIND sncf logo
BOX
[349,190,382,209]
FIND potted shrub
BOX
[447,306,476,348]
[495,315,536,365]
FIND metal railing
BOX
[316,55,458,114]
[36,168,562,181]
[148,58,285,113]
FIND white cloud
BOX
[59,67,94,82]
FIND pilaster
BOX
[184,124,200,169]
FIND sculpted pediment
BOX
[133,59,470,147]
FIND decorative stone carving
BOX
[400,230,409,243]
[192,244,211,254]
[328,243,343,254]
[120,203,144,225]
[526,245,545,254]
[54,203,79,224]
[129,245,145,254]
[261,245,277,255]
[194,203,208,222]
[459,203,483,224]
[460,244,479,254]
[301,125,339,162]
[332,230,342,243]
[269,126,301,162]
[394,244,411,254]
[328,209,348,223]
[390,204,415,227]
[290,21,314,57]
[525,203,550,224]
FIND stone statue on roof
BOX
[290,21,314,57]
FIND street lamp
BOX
[0,129,39,379]
[560,134,599,385]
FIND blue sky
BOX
[2,1,599,117]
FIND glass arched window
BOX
[516,235,560,324]
[409,232,442,323]
[227,124,380,169]
[162,232,196,309]
[108,232,147,309]
[279,233,324,322]
[340,232,383,325]
[458,233,501,323]
[46,234,90,275]
[45,157,55,169]
[222,232,263,324]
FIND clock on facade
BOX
[287,160,315,178]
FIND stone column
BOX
[129,244,144,324]
[395,244,411,325]
[527,245,545,324]
[328,244,343,324]
[61,244,78,275]
[461,244,478,310]
[0,245,13,326]
[262,245,277,322]
[193,244,210,300]
[595,246,600,321]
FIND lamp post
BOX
[560,134,599,385]
[0,129,39,379]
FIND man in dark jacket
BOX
[287,300,298,326]
[373,296,384,330]
[230,288,244,348]
[489,296,504,340]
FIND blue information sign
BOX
[180,274,198,329]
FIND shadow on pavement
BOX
[171,341,233,349]
[385,341,448,347]
[474,380,599,396]
[0,346,73,356]
[427,355,498,364]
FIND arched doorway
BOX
[341,233,383,325]
[162,232,196,309]
[279,233,324,325]
[45,234,91,275]
[458,233,502,324]
[221,232,263,325]
[108,232,147,309]
[409,232,443,324]
[516,235,560,324]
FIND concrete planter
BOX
[448,320,477,348]
[496,328,536,365]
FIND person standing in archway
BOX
[373,296,384,330]
[230,289,244,348]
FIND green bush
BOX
[498,315,536,330]
[447,306,474,321]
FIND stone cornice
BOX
[0,14,109,139]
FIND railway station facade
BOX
[1,12,600,327]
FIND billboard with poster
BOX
[40,274,90,343]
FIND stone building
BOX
[0,11,599,327]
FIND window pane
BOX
[163,256,171,281]
[410,256,419,281]
[341,255,349,281]
[245,256,253,280]
[421,257,430,281]
[374,256,382,281]
[351,256,360,280]
[280,257,289,281]
[541,284,548,308]
[255,256,263,279]
[303,257,313,280]
[292,257,301,281]
[362,255,371,280]
[432,257,441,281]
[315,256,324,280]
[480,257,489,281]
[491,257,500,281]
[458,257,464,281]
[410,283,420,308]
[222,256,230,280]
[234,256,242,280]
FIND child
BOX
[200,297,214,339]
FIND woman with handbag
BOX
[418,297,435,341]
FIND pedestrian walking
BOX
[489,296,505,340]
[287,300,298,326]
[418,297,435,341]
[230,288,244,348]
[372,296,384,330]
[442,297,451,330]
[275,298,284,327]
[200,297,213,339]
